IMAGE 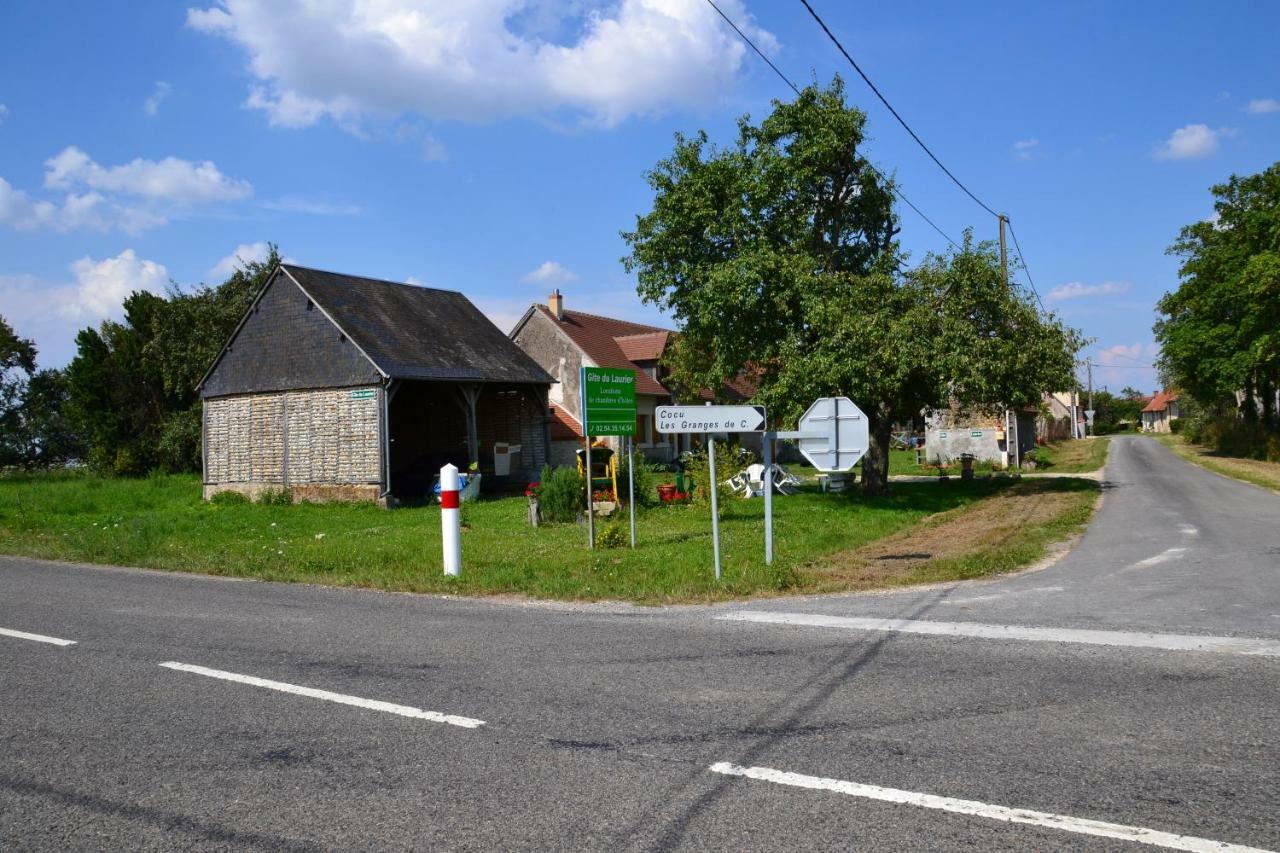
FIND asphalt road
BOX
[2,435,1278,851]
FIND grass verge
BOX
[804,478,1099,592]
[1154,434,1280,492]
[0,471,1099,604]
[1029,436,1110,473]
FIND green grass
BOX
[1028,436,1110,473]
[0,469,1096,603]
[1154,434,1280,491]
[887,449,1001,477]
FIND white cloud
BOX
[0,176,164,234]
[187,0,774,129]
[144,81,173,116]
[1154,124,1231,160]
[261,196,361,215]
[0,104,8,124]
[209,241,272,279]
[1047,281,1132,302]
[522,260,579,285]
[1013,138,1039,160]
[64,250,170,318]
[44,146,251,203]
[1091,342,1160,391]
[1247,98,1280,115]
[405,275,426,286]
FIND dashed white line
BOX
[159,662,484,728]
[1131,548,1188,569]
[716,611,1280,657]
[1179,524,1200,537]
[0,627,76,646]
[709,762,1273,853]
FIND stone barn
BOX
[199,264,553,504]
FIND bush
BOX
[681,441,752,511]
[210,489,249,506]
[537,464,584,524]
[617,448,658,508]
[1169,418,1186,435]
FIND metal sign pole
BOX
[585,437,594,549]
[708,436,721,581]
[763,431,774,566]
[628,434,636,548]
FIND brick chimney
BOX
[548,288,564,320]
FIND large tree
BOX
[64,245,280,474]
[1156,162,1280,423]
[622,79,1079,494]
[0,315,82,467]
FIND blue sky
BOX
[2,1,1278,394]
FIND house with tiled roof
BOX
[510,289,686,465]
[1141,390,1180,432]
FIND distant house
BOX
[199,265,553,504]
[1141,390,1180,432]
[510,290,682,465]
[1039,391,1085,442]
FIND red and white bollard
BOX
[440,463,461,576]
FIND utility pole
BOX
[998,215,1009,285]
[1086,358,1094,437]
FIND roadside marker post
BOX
[708,433,721,581]
[439,463,461,576]
[628,435,636,548]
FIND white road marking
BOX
[1131,548,1188,569]
[944,586,1064,605]
[0,627,76,646]
[716,611,1280,657]
[159,662,484,728]
[1179,524,1200,537]
[709,762,1273,853]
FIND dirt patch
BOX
[807,480,1092,588]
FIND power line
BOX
[1093,363,1156,369]
[704,0,799,97]
[798,0,1001,220]
[1004,219,1046,311]
[702,0,961,253]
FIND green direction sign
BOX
[350,388,377,399]
[580,367,636,436]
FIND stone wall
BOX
[511,310,584,413]
[203,386,383,500]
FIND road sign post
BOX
[656,403,767,580]
[579,367,636,549]
[764,397,870,565]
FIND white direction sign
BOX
[656,405,766,434]
[797,396,869,472]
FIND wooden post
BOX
[455,384,482,465]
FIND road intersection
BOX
[3,436,1278,850]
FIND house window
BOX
[637,414,652,446]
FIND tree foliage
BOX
[622,80,1079,494]
[1156,162,1280,423]
[64,245,279,474]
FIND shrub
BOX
[210,489,249,506]
[681,441,751,511]
[537,464,584,524]
[157,406,202,473]
[617,448,658,508]
[1169,418,1186,435]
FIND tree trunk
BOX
[861,416,894,497]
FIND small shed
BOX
[199,264,553,504]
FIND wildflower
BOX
[314,533,326,540]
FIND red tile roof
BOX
[549,402,583,440]
[1142,390,1179,413]
[535,305,671,396]
[614,331,669,362]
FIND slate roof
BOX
[285,265,552,384]
[532,305,670,395]
[1142,390,1179,413]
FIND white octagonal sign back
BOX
[797,397,869,472]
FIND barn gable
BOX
[201,269,382,399]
